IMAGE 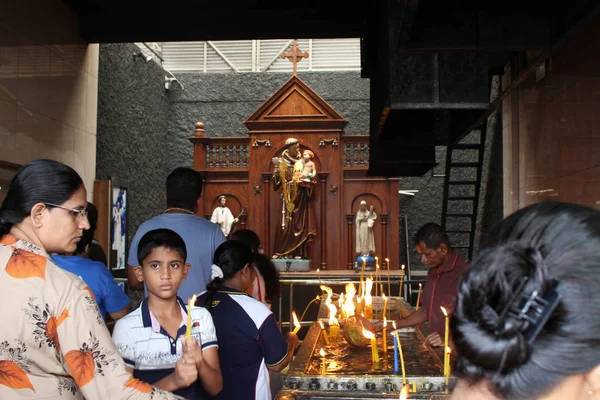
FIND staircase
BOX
[440,129,486,262]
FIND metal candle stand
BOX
[277,297,456,399]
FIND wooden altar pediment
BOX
[244,75,347,131]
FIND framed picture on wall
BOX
[109,179,128,271]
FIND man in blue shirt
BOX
[52,202,130,322]
[127,167,225,302]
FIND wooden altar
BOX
[189,74,400,270]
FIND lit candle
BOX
[382,293,388,320]
[363,328,379,365]
[385,257,391,298]
[394,331,407,385]
[359,256,366,297]
[382,318,388,355]
[329,324,340,340]
[186,294,197,339]
[399,265,405,299]
[292,311,301,334]
[375,257,379,297]
[445,346,451,392]
[320,348,326,375]
[319,321,330,346]
[415,283,422,311]
[392,321,399,374]
[441,306,450,375]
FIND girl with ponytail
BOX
[0,159,178,399]
[450,201,600,400]
[198,240,299,400]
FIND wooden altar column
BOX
[261,173,272,255]
[381,214,388,263]
[346,215,354,269]
[318,172,328,269]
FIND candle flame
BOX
[362,327,374,339]
[341,283,356,318]
[385,257,389,263]
[440,306,448,317]
[364,277,374,307]
[292,311,301,330]
[446,346,451,354]
[189,294,197,306]
[401,264,405,270]
[392,320,397,329]
[419,283,422,289]
[319,320,325,329]
[319,348,325,357]
[321,285,339,326]
[382,293,387,300]
[383,317,387,327]
[399,385,409,400]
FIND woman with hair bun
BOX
[450,201,600,399]
[0,159,178,399]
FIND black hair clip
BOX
[496,277,561,344]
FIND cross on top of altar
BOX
[281,40,309,75]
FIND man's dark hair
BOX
[76,202,98,254]
[137,229,187,265]
[166,167,203,211]
[414,222,450,249]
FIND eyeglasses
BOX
[44,203,88,219]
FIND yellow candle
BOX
[292,311,301,334]
[382,293,388,320]
[445,346,452,393]
[359,257,366,297]
[382,318,388,354]
[394,331,406,385]
[186,295,197,339]
[365,304,373,319]
[441,307,449,375]
[385,257,391,298]
[320,348,326,375]
[363,329,379,364]
[374,257,379,297]
[415,283,423,311]
[318,321,330,345]
[399,265,405,299]
[329,324,340,340]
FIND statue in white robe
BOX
[355,201,377,256]
[210,196,237,237]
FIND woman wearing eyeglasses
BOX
[0,159,180,399]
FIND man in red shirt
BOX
[394,223,468,347]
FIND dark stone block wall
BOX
[97,43,176,246]
[96,43,503,274]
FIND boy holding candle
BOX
[113,229,223,398]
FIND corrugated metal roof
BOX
[162,39,360,73]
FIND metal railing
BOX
[277,277,426,331]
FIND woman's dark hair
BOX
[205,240,253,310]
[0,159,84,238]
[137,229,187,265]
[254,253,281,304]
[229,229,260,253]
[451,201,600,399]
[166,167,203,211]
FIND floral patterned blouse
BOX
[0,236,180,399]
